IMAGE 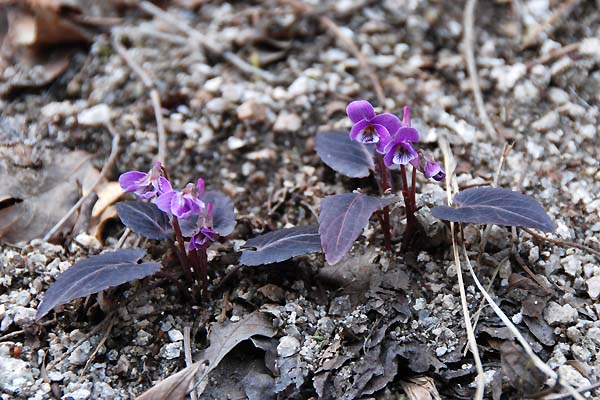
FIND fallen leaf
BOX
[138,311,275,400]
[0,147,98,244]
[11,0,92,46]
[400,376,442,400]
[500,341,546,394]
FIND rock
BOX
[168,329,184,342]
[64,388,91,400]
[227,136,246,150]
[586,275,600,300]
[586,327,600,346]
[277,336,300,358]
[0,356,34,396]
[579,38,600,57]
[491,63,526,91]
[273,112,301,132]
[531,111,559,131]
[257,284,285,302]
[543,302,578,326]
[562,255,582,277]
[237,100,267,121]
[160,342,182,359]
[13,306,36,327]
[77,104,111,126]
[68,341,93,365]
[556,365,591,388]
[548,88,569,104]
[203,76,223,93]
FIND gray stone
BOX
[543,302,578,326]
[277,336,300,358]
[532,111,559,131]
[586,275,600,300]
[0,356,33,396]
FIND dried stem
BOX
[138,1,276,83]
[400,165,417,250]
[521,0,582,48]
[522,227,600,259]
[463,0,502,140]
[280,0,386,107]
[43,125,121,241]
[112,33,167,164]
[460,234,585,400]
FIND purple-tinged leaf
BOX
[205,191,236,236]
[319,193,400,265]
[36,248,160,320]
[431,187,556,232]
[240,225,321,266]
[116,201,172,240]
[179,191,236,237]
[316,131,374,178]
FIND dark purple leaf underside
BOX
[431,187,556,232]
[319,193,399,265]
[116,201,172,240]
[316,131,374,178]
[240,225,322,266]
[179,191,236,237]
[36,248,161,320]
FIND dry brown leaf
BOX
[401,376,442,400]
[136,363,206,400]
[11,0,91,46]
[0,146,98,244]
[137,311,275,400]
[91,181,123,219]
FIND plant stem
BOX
[376,155,392,252]
[172,216,197,299]
[400,165,417,250]
[198,245,209,302]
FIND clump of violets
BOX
[118,165,219,300]
[346,100,445,249]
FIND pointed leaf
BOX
[316,131,374,178]
[319,193,399,265]
[431,187,556,232]
[36,248,160,320]
[240,225,321,266]
[116,201,172,240]
[179,191,236,237]
[205,191,236,236]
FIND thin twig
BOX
[460,237,585,400]
[280,0,386,107]
[526,41,582,70]
[542,379,600,400]
[112,34,167,164]
[47,313,114,370]
[463,0,500,140]
[0,320,56,342]
[115,228,131,249]
[183,326,198,400]
[81,317,115,375]
[522,227,600,259]
[522,0,582,48]
[138,1,276,83]
[43,126,121,241]
[440,138,485,400]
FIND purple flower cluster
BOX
[119,165,216,248]
[346,100,445,181]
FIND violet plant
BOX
[36,162,235,320]
[241,100,556,267]
[241,101,445,266]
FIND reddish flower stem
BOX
[171,216,197,299]
[400,165,417,250]
[376,155,392,252]
[196,245,209,302]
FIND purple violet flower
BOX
[346,100,401,152]
[189,203,217,250]
[411,151,445,181]
[382,106,419,167]
[156,179,205,219]
[118,162,171,200]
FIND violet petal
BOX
[346,100,375,123]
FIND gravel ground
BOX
[1,0,599,399]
